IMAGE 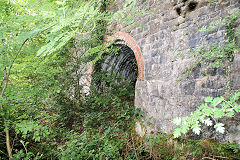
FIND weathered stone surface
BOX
[110,0,240,143]
[231,54,240,91]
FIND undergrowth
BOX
[40,71,240,160]
[1,0,240,159]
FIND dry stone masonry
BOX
[107,0,240,143]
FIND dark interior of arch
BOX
[94,43,138,85]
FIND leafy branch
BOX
[173,92,240,138]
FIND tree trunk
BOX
[0,39,28,159]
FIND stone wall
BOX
[108,0,240,143]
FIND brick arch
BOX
[87,32,144,85]
[105,32,144,81]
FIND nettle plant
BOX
[173,9,240,138]
[173,92,240,138]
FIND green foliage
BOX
[0,52,62,159]
[0,0,10,20]
[15,120,51,142]
[173,92,240,138]
[0,0,146,158]
[1,0,239,159]
[173,138,240,159]
[209,0,218,3]
[36,0,106,57]
[12,149,43,160]
[55,71,139,159]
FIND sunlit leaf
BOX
[214,123,225,134]
[204,118,212,126]
[173,117,181,125]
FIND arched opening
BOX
[84,32,144,136]
[88,32,145,85]
[94,42,138,86]
[104,32,145,81]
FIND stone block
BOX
[231,54,240,90]
[181,81,196,95]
